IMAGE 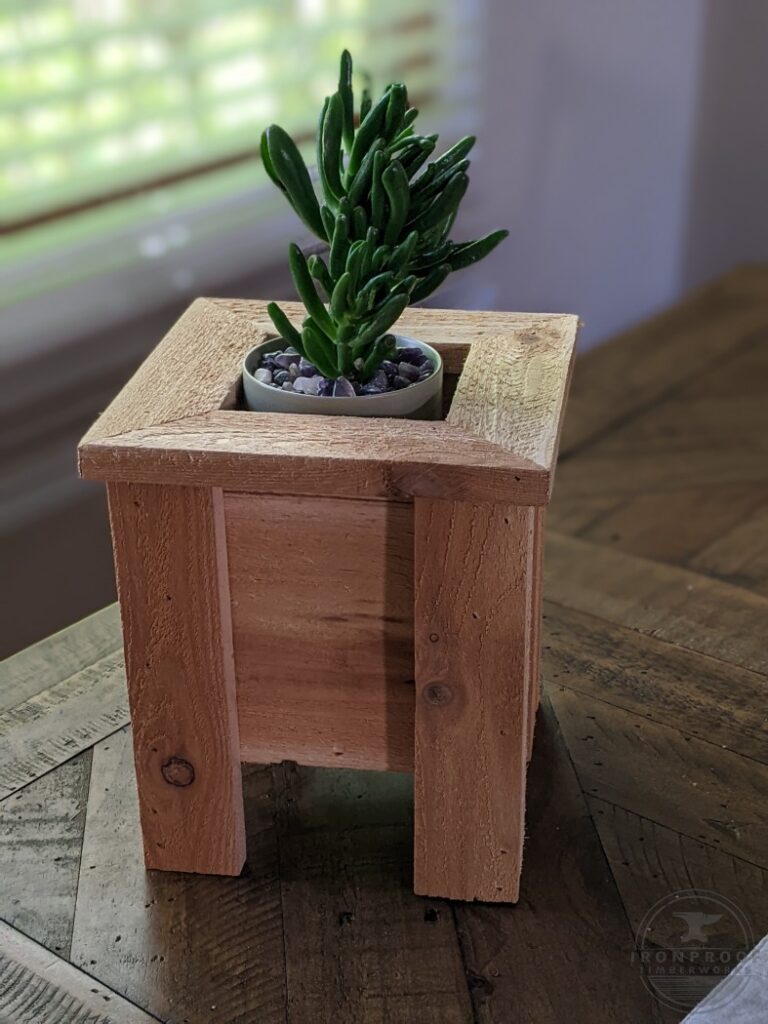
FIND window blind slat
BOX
[2,1,449,228]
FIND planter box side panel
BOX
[225,492,415,772]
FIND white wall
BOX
[444,1,768,349]
[682,0,768,288]
[465,0,705,348]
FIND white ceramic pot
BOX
[242,334,443,419]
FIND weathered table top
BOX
[2,266,767,1023]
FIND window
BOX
[1,0,481,346]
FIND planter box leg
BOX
[414,499,535,902]
[107,482,246,876]
[527,507,545,762]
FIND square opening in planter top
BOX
[78,299,578,506]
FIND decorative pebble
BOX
[293,375,322,396]
[397,346,425,364]
[397,361,420,382]
[333,376,356,398]
[256,344,436,396]
[274,352,301,369]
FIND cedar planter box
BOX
[78,298,577,902]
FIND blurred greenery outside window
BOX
[1,0,480,331]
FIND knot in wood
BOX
[161,756,195,787]
[422,682,454,707]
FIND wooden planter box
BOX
[78,299,577,903]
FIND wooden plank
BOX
[554,441,768,500]
[107,481,245,875]
[81,412,549,505]
[272,762,473,1023]
[547,492,624,536]
[550,684,768,868]
[0,646,128,798]
[228,493,415,773]
[453,698,659,1022]
[70,728,286,1024]
[558,326,768,502]
[561,266,768,456]
[562,484,768,566]
[543,602,768,763]
[447,316,578,475]
[690,500,768,596]
[210,298,572,375]
[0,918,160,1024]
[0,604,120,714]
[587,799,768,949]
[0,751,91,957]
[527,506,544,760]
[413,499,533,901]
[545,531,768,676]
[80,298,261,446]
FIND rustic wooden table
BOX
[2,266,767,1023]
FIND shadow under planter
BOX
[78,298,578,903]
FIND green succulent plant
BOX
[261,50,508,382]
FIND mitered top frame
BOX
[79,299,578,505]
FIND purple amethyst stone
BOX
[333,376,356,398]
[274,351,301,369]
[293,375,322,396]
[397,361,420,382]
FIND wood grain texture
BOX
[690,500,768,596]
[554,439,768,501]
[554,483,768,567]
[557,322,768,504]
[560,265,768,456]
[0,604,120,715]
[80,297,260,446]
[81,412,549,505]
[414,499,534,901]
[0,918,160,1024]
[448,316,578,476]
[0,751,91,957]
[78,299,576,511]
[70,728,287,1024]
[542,601,768,763]
[272,763,473,1024]
[545,530,768,675]
[587,799,768,948]
[0,645,127,798]
[107,482,245,875]
[210,297,573,373]
[227,493,415,772]
[527,507,545,761]
[454,698,660,1023]
[550,684,768,868]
